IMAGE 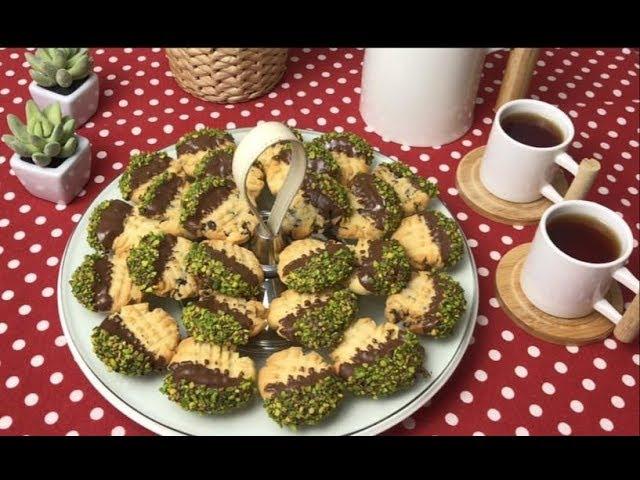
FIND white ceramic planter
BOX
[28,73,99,127]
[10,135,92,204]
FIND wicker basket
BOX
[166,48,288,104]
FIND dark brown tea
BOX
[501,112,564,148]
[546,214,620,263]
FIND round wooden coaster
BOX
[456,146,569,225]
[495,243,622,345]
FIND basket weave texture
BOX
[166,48,288,104]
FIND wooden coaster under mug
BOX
[496,243,623,345]
[456,146,601,225]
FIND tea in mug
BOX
[501,112,564,148]
[546,214,621,263]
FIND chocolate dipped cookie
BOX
[175,128,235,177]
[185,239,263,299]
[372,162,438,216]
[331,318,426,399]
[268,289,358,349]
[347,238,411,296]
[182,293,267,346]
[277,238,355,293]
[259,347,344,429]
[386,271,466,338]
[315,131,374,186]
[161,338,256,415]
[337,173,402,241]
[119,151,182,203]
[70,252,142,313]
[92,303,180,376]
[392,210,464,270]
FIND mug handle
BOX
[539,155,601,204]
[593,267,640,343]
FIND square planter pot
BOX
[28,73,99,127]
[10,135,92,205]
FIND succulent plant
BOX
[2,100,77,167]
[25,48,92,89]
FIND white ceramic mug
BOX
[359,48,497,147]
[480,99,579,203]
[521,200,639,322]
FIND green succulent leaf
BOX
[7,115,30,143]
[55,69,72,88]
[62,118,76,139]
[29,70,56,87]
[34,48,52,60]
[26,101,41,125]
[50,124,64,143]
[2,134,36,156]
[67,56,90,80]
[26,53,58,77]
[51,49,66,69]
[32,153,52,167]
[59,136,78,158]
[29,133,46,150]
[43,103,62,126]
[44,141,61,157]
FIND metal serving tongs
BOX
[232,122,307,354]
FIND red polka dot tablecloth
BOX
[0,47,638,436]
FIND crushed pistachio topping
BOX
[292,290,358,349]
[161,374,254,415]
[87,200,115,253]
[371,175,403,236]
[182,302,250,346]
[264,374,344,429]
[284,245,355,293]
[176,128,233,150]
[425,272,466,338]
[305,138,340,177]
[70,253,102,311]
[320,131,374,163]
[366,239,411,295]
[193,144,237,179]
[430,210,464,268]
[185,242,261,299]
[91,327,154,376]
[303,172,351,217]
[385,161,439,198]
[344,331,426,399]
[119,151,172,200]
[138,171,179,215]
[179,175,228,226]
[126,232,167,293]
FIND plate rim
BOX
[57,127,479,436]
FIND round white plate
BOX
[57,128,478,436]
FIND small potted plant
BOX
[3,100,91,204]
[26,48,99,126]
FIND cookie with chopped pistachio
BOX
[392,211,464,270]
[179,175,259,244]
[175,128,235,178]
[126,232,198,300]
[87,199,158,255]
[281,172,351,240]
[347,238,411,296]
[316,131,374,186]
[182,293,267,346]
[189,144,264,200]
[259,347,344,429]
[373,161,438,216]
[185,239,264,299]
[277,238,355,293]
[331,318,427,399]
[92,303,179,376]
[386,271,466,338]
[119,151,182,203]
[70,252,142,313]
[337,173,402,241]
[268,289,358,349]
[161,337,256,415]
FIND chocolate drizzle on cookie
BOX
[351,173,386,230]
[421,211,452,264]
[338,330,407,379]
[153,234,178,282]
[278,297,331,341]
[95,200,132,251]
[170,361,242,388]
[100,315,166,369]
[176,132,234,156]
[281,240,347,276]
[264,368,334,395]
[140,175,183,218]
[201,244,260,287]
[199,150,234,178]
[356,239,384,292]
[183,184,234,235]
[324,136,357,157]
[195,296,253,330]
[416,276,446,333]
[129,153,172,194]
[301,176,349,227]
[93,256,114,311]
